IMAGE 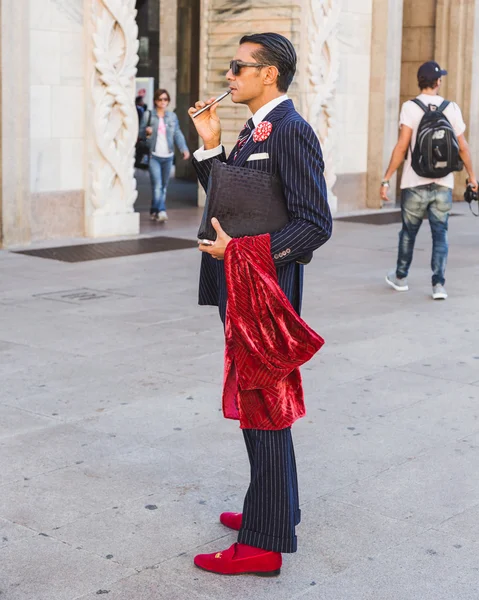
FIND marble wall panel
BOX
[60,140,84,191]
[30,86,52,140]
[51,86,85,139]
[29,0,85,203]
[30,190,84,240]
[30,139,62,193]
[335,0,373,184]
[334,172,368,212]
[336,134,370,174]
[60,32,84,86]
[29,0,52,30]
[30,31,61,86]
[49,0,83,33]
[1,0,32,246]
[366,0,404,207]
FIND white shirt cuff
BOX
[193,145,223,162]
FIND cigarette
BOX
[192,90,232,118]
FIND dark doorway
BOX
[133,0,199,216]
[135,0,160,90]
[175,0,201,182]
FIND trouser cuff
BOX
[238,528,297,554]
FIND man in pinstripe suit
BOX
[188,32,332,577]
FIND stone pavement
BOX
[1,204,479,600]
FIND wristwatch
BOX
[381,180,390,187]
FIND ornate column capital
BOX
[85,0,140,237]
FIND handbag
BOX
[135,110,152,169]
[198,160,289,241]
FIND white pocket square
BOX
[246,152,270,162]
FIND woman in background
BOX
[140,89,190,222]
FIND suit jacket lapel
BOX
[228,100,295,167]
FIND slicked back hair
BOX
[239,32,297,93]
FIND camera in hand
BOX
[464,180,478,216]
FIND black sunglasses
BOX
[229,60,270,76]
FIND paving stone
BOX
[1,204,479,599]
[328,441,479,528]
[367,383,479,445]
[0,404,56,438]
[0,423,140,486]
[314,368,468,421]
[0,443,226,530]
[300,529,479,600]
[76,568,212,600]
[397,351,479,385]
[0,534,134,600]
[437,503,479,543]
[46,469,248,569]
[79,385,224,445]
[0,518,36,548]
[297,497,426,578]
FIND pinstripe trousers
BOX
[238,428,301,553]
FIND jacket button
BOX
[274,253,279,259]
[286,248,291,254]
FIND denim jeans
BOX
[148,154,174,214]
[396,184,452,286]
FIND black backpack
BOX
[410,98,463,178]
[135,110,152,169]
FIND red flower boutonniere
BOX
[253,121,273,143]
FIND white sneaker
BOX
[432,284,447,300]
[157,211,168,222]
[385,271,409,292]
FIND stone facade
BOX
[1,0,479,247]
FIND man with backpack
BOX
[381,61,478,300]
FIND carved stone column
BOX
[84,0,140,238]
[304,0,341,213]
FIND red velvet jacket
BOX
[222,234,324,430]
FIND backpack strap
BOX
[437,100,450,113]
[147,110,152,126]
[410,98,429,112]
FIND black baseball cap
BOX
[417,61,448,80]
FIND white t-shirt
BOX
[399,94,466,189]
[153,117,173,158]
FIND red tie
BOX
[233,118,254,160]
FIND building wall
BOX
[29,0,84,239]
[400,0,436,107]
[200,0,302,154]
[3,0,479,247]
[334,0,373,211]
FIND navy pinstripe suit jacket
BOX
[193,99,332,320]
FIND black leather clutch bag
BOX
[198,160,289,241]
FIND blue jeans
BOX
[148,155,174,214]
[396,184,452,286]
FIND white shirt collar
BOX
[252,95,289,128]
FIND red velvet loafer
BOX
[194,543,282,576]
[219,512,242,531]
